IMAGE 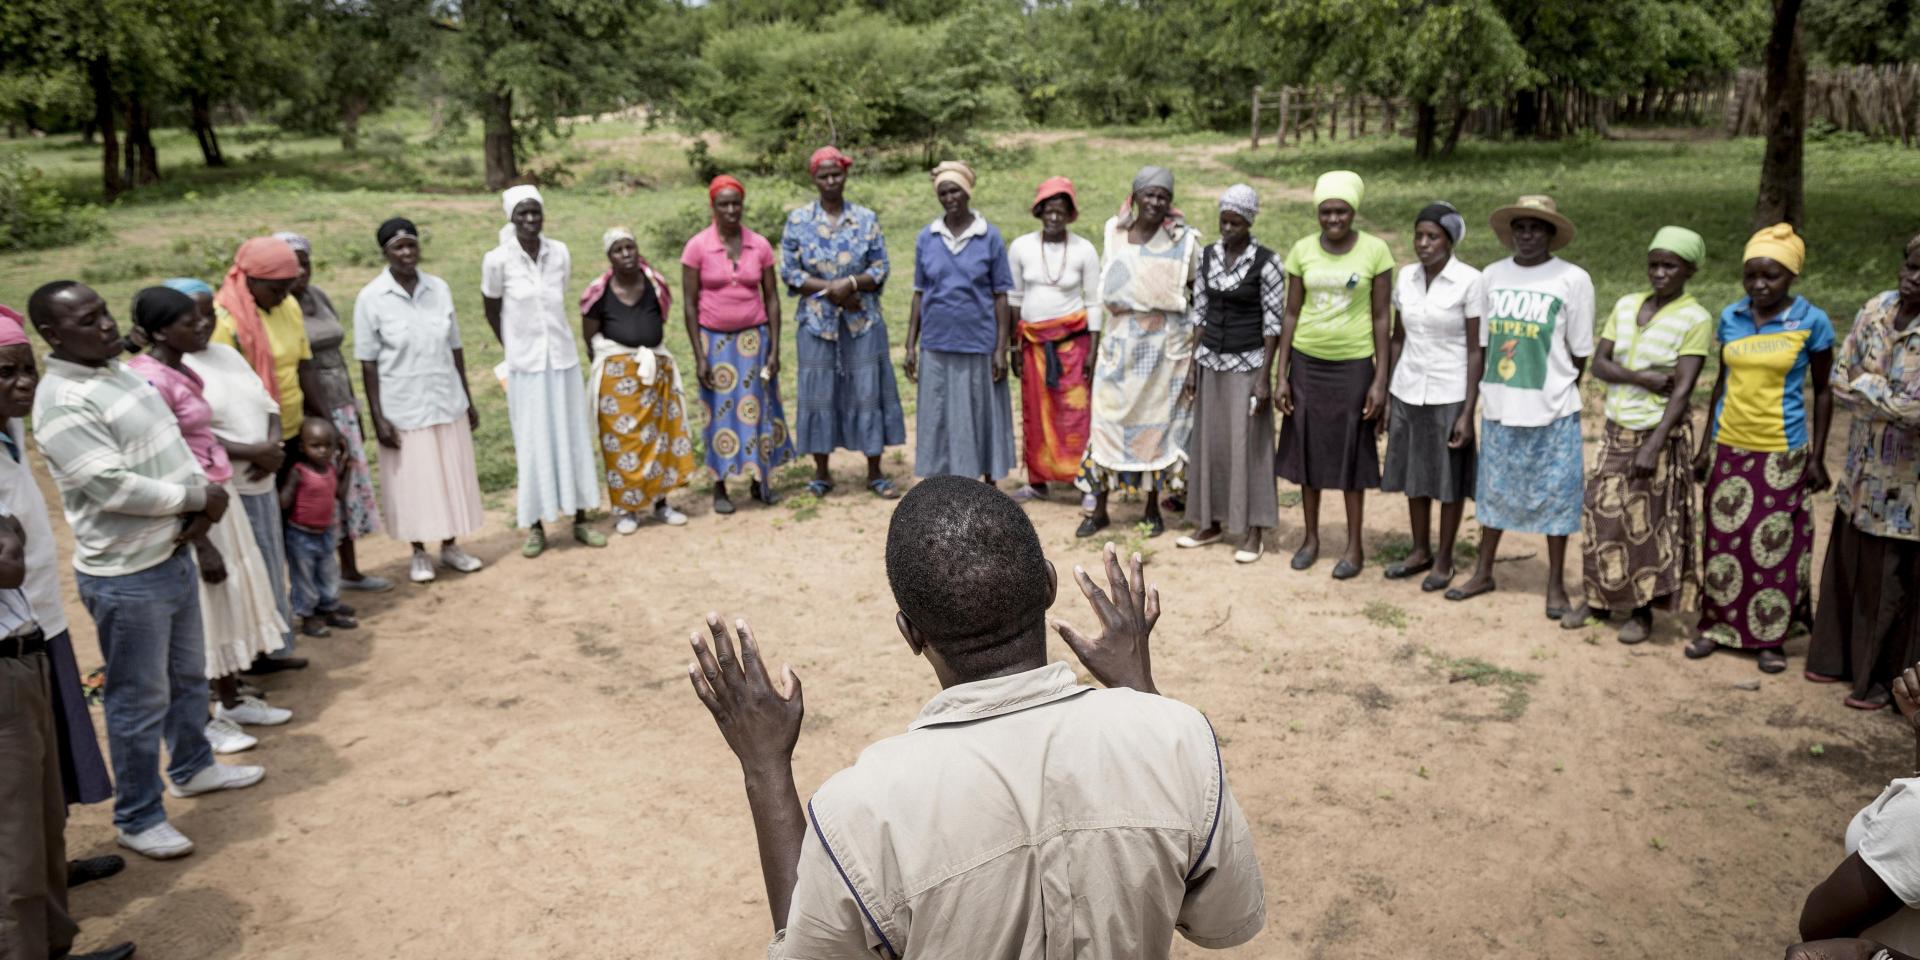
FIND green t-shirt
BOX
[1284,231,1395,361]
[1599,291,1714,430]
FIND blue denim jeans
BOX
[241,491,297,658]
[284,524,341,619]
[74,548,214,834]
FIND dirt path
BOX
[36,394,1903,959]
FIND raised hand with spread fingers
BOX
[1050,541,1161,695]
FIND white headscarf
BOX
[499,185,545,248]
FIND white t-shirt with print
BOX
[1477,257,1595,427]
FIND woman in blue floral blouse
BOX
[778,146,908,500]
[1807,234,1920,708]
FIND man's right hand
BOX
[202,485,230,523]
[1051,542,1160,695]
[688,614,804,777]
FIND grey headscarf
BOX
[271,231,312,256]
[1131,165,1174,196]
[1414,202,1466,247]
[1219,184,1259,223]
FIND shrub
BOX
[0,153,105,252]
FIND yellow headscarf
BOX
[1743,223,1805,275]
[931,160,976,197]
[1312,170,1364,211]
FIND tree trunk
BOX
[124,94,160,186]
[87,58,124,200]
[482,89,517,189]
[1440,100,1471,157]
[340,95,369,152]
[1753,0,1806,229]
[190,91,225,167]
[1414,100,1438,160]
[1514,89,1541,138]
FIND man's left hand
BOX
[689,614,804,776]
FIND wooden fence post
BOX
[1250,85,1262,149]
[1277,87,1291,148]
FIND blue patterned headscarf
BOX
[162,277,214,298]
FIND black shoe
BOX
[1074,515,1110,539]
[242,655,309,675]
[68,854,125,888]
[70,943,136,960]
[1143,514,1165,538]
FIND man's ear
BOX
[1043,560,1058,610]
[896,610,925,657]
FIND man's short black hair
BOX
[26,280,83,330]
[885,476,1050,677]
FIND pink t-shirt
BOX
[289,462,337,530]
[680,224,772,332]
[127,353,232,484]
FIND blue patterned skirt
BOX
[700,325,795,483]
[1475,413,1584,536]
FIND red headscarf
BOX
[708,174,745,208]
[0,305,26,347]
[1031,176,1079,222]
[213,237,301,401]
[808,146,853,177]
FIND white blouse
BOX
[1390,256,1486,406]
[1007,232,1103,332]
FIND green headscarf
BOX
[1649,226,1705,266]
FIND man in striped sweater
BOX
[27,281,265,862]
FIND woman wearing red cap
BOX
[779,146,907,499]
[682,174,794,515]
[1007,176,1101,501]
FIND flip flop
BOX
[1383,558,1433,580]
[805,479,834,497]
[1844,687,1891,710]
[1420,570,1454,593]
[1444,580,1496,602]
[1803,670,1842,684]
[868,477,900,500]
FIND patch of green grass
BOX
[1425,648,1541,720]
[1371,533,1415,564]
[1277,489,1303,508]
[785,491,821,522]
[1362,600,1408,629]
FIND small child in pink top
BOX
[279,418,358,637]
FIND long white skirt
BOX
[507,368,604,527]
[200,480,288,678]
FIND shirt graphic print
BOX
[1485,286,1563,391]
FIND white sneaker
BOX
[614,512,640,536]
[168,762,265,798]
[440,544,483,573]
[118,821,194,860]
[653,502,689,527]
[217,695,292,727]
[409,552,435,583]
[204,717,257,755]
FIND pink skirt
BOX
[379,420,486,543]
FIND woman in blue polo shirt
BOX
[905,160,1015,482]
[1688,223,1835,673]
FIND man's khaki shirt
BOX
[770,662,1265,958]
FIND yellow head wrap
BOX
[1312,170,1364,212]
[1743,223,1805,275]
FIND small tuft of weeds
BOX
[1363,601,1408,630]
[1649,837,1668,851]
[1415,766,1430,780]
[1426,649,1541,720]
[786,491,820,522]
[1277,489,1303,508]
[1371,534,1415,564]
[1809,743,1826,757]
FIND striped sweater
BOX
[32,356,208,577]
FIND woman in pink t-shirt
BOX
[126,286,292,753]
[681,174,795,515]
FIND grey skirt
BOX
[1188,366,1279,534]
[913,349,1015,479]
[1381,397,1475,503]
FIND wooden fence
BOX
[1725,65,1920,146]
[1249,86,1410,148]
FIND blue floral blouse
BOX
[779,200,890,341]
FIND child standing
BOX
[280,418,360,638]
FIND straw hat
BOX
[1490,195,1577,251]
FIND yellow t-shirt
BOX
[213,299,311,439]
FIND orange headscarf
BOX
[214,237,301,400]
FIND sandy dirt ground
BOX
[34,397,1909,960]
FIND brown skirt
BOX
[1275,354,1380,492]
[1807,510,1920,700]
[1579,419,1700,612]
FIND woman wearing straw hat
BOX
[1275,170,1396,578]
[1445,195,1595,620]
[1561,227,1713,644]
[1007,176,1101,502]
[1176,184,1283,564]
[905,160,1015,483]
[1687,223,1834,674]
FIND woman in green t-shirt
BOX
[1275,170,1396,579]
